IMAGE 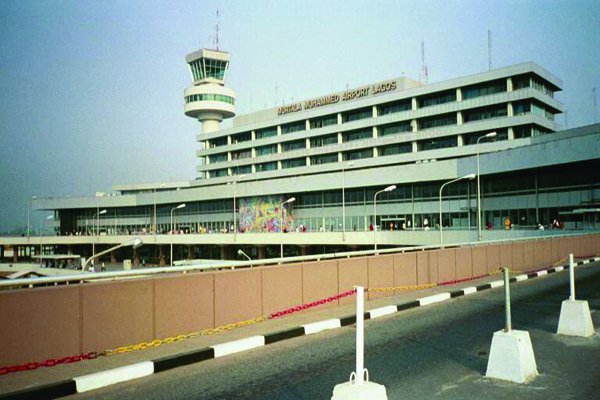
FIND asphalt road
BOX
[76,265,600,400]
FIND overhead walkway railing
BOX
[0,231,598,290]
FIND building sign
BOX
[277,80,398,115]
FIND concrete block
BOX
[331,381,388,400]
[557,300,595,337]
[486,329,538,383]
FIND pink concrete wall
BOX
[455,247,473,280]
[154,273,214,339]
[302,260,338,308]
[486,245,501,274]
[214,268,262,326]
[1,234,596,367]
[472,246,487,277]
[437,249,456,283]
[82,279,154,353]
[0,286,80,366]
[262,264,303,316]
[367,255,395,299]
[393,253,418,287]
[337,258,368,305]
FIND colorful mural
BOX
[238,196,295,232]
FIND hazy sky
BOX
[0,0,599,232]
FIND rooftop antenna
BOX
[488,29,492,71]
[594,87,598,123]
[420,41,428,85]
[214,9,220,50]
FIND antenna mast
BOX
[421,41,428,85]
[214,9,220,50]
[488,29,492,71]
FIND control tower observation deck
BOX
[183,48,236,135]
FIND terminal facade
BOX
[30,46,600,261]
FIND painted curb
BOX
[2,256,598,399]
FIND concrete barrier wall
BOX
[0,234,598,366]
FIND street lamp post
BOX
[342,162,354,241]
[477,132,497,241]
[170,203,186,266]
[153,183,166,235]
[237,249,252,262]
[233,175,246,241]
[39,214,53,265]
[439,173,476,245]
[27,195,37,239]
[92,209,107,266]
[82,237,143,272]
[373,185,396,252]
[280,197,296,259]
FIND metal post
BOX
[569,253,575,301]
[356,286,364,385]
[477,132,496,241]
[503,267,512,332]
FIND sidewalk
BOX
[1,256,598,398]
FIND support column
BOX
[133,249,140,267]
[300,246,309,256]
[110,250,117,264]
[159,245,166,267]
[220,245,227,260]
[13,246,18,263]
[258,245,266,260]
[187,245,194,260]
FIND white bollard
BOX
[331,286,387,400]
[486,267,538,384]
[557,253,595,337]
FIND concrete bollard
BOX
[331,286,387,400]
[485,267,538,384]
[557,254,595,337]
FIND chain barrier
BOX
[0,352,98,376]
[367,283,436,293]
[268,289,357,319]
[104,315,266,356]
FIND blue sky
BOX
[0,0,598,232]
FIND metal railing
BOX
[0,231,597,289]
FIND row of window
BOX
[185,93,235,105]
[188,58,228,81]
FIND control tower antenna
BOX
[421,41,428,85]
[214,9,220,50]
[488,29,492,71]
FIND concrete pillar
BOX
[187,245,194,260]
[508,127,515,140]
[220,245,227,260]
[110,250,117,264]
[13,246,18,263]
[300,246,309,256]
[337,113,342,124]
[277,125,282,136]
[411,119,418,132]
[456,87,462,102]
[372,126,377,138]
[457,135,464,147]
[372,105,378,117]
[457,111,463,125]
[258,245,266,260]
[508,102,514,117]
[133,249,140,267]
[411,97,417,110]
[412,141,418,153]
[305,120,310,130]
[507,77,513,92]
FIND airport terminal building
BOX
[25,47,600,261]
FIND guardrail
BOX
[1,231,597,289]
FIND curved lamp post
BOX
[477,132,497,241]
[170,203,186,266]
[439,173,476,245]
[374,185,396,252]
[237,249,252,262]
[280,197,295,259]
[27,195,37,239]
[39,214,53,265]
[82,237,143,272]
[92,209,107,264]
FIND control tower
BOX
[183,48,236,134]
